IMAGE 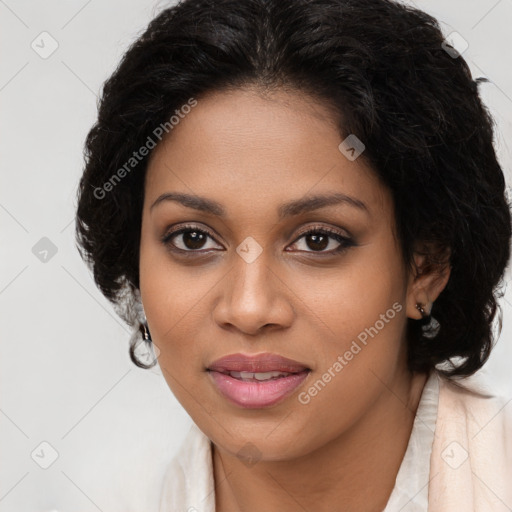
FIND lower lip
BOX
[208,370,310,409]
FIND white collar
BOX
[383,370,440,511]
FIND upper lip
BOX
[207,352,310,373]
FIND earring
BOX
[415,302,440,338]
[415,302,428,318]
[139,320,152,343]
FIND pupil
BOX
[307,233,328,251]
[184,231,206,249]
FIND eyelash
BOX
[161,223,355,257]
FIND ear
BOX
[405,243,451,320]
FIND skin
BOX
[139,87,450,512]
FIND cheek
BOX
[139,227,226,393]
[346,233,405,327]
[285,268,407,456]
[292,238,405,348]
[139,249,214,413]
[292,237,408,406]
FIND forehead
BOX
[144,87,389,218]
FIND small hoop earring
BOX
[139,321,152,343]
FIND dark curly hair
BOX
[75,0,511,378]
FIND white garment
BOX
[383,370,439,511]
[158,369,512,511]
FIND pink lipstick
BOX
[207,353,311,408]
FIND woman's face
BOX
[139,87,421,461]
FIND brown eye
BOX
[303,232,330,251]
[179,230,208,250]
[288,228,355,254]
[162,225,222,252]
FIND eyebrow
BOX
[150,191,369,218]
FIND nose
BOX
[212,249,294,336]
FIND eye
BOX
[287,226,354,254]
[161,224,355,256]
[161,224,222,253]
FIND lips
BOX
[207,352,310,374]
[207,352,311,408]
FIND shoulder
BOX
[158,422,216,512]
[436,369,512,434]
[428,370,512,510]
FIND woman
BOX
[75,0,512,510]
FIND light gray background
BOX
[1,1,511,511]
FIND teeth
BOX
[229,371,291,381]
